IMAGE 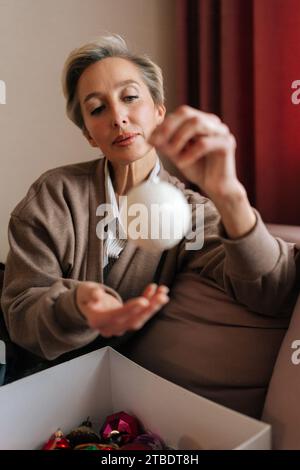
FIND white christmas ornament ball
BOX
[121,180,191,252]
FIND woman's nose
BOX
[110,105,128,128]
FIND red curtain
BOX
[177,0,300,225]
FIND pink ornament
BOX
[100,411,141,445]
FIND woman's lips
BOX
[113,133,139,146]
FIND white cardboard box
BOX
[0,347,271,450]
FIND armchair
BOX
[262,224,300,449]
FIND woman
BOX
[1,35,296,367]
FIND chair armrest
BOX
[266,224,300,248]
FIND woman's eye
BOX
[91,105,105,116]
[124,95,138,102]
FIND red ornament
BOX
[42,429,71,450]
[100,411,141,445]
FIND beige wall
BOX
[0,0,178,260]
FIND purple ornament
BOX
[134,432,166,450]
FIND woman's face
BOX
[77,57,166,165]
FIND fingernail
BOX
[160,286,169,294]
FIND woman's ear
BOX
[156,104,166,125]
[82,127,98,148]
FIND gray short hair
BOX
[61,35,165,130]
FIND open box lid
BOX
[0,347,271,450]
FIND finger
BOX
[82,289,106,313]
[130,305,165,331]
[166,117,207,157]
[89,286,105,304]
[150,107,226,148]
[207,113,222,123]
[142,283,158,300]
[109,292,169,332]
[129,293,170,330]
[148,292,170,310]
[160,117,229,162]
[98,328,114,338]
[114,330,126,337]
[78,282,104,305]
[142,284,169,300]
[155,285,169,295]
[88,296,151,329]
[98,327,127,338]
[87,290,170,332]
[150,105,197,146]
[97,293,170,335]
[91,296,150,315]
[119,297,151,314]
[176,134,234,169]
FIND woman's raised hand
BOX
[76,282,169,337]
[149,105,242,203]
[150,105,256,239]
